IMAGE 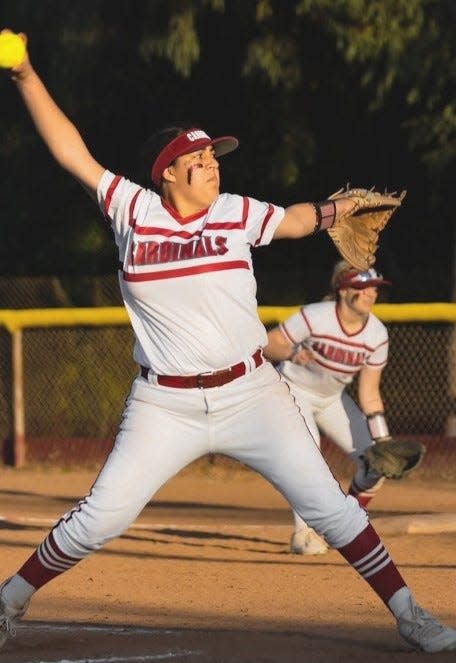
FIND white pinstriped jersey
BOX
[97,170,285,374]
[278,301,388,397]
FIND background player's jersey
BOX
[97,170,284,374]
[278,301,388,397]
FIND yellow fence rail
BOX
[2,302,456,333]
[1,304,456,473]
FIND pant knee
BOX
[311,495,369,548]
[53,508,131,557]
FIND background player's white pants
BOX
[287,383,383,532]
[52,362,368,557]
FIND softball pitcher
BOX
[265,261,392,555]
[1,29,455,654]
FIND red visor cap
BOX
[151,129,239,187]
[336,268,392,290]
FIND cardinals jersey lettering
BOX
[97,170,284,375]
[278,301,388,397]
[131,235,228,266]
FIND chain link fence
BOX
[0,317,455,478]
[0,277,455,478]
[0,275,123,308]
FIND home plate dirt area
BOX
[1,464,455,663]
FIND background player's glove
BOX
[326,187,406,271]
[362,438,426,480]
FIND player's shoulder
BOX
[215,192,259,209]
[99,170,157,202]
[212,192,279,225]
[302,300,335,319]
[210,192,242,213]
[294,301,335,332]
[367,312,388,339]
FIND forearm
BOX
[359,392,385,415]
[15,69,86,167]
[12,65,103,192]
[359,379,390,440]
[358,367,385,416]
[275,198,355,239]
[280,202,320,238]
[263,328,294,362]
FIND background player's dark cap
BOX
[336,268,391,290]
[151,128,239,186]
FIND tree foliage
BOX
[0,0,454,301]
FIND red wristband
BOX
[312,200,336,233]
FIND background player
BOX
[264,260,393,556]
[1,30,455,654]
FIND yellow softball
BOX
[0,32,26,68]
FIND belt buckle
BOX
[196,366,232,388]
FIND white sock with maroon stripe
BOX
[17,530,84,590]
[337,523,407,609]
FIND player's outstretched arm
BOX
[273,198,355,239]
[3,30,104,198]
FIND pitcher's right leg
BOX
[0,376,210,649]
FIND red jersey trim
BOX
[336,303,369,337]
[200,198,248,231]
[366,359,388,368]
[132,222,247,237]
[133,226,203,239]
[205,221,247,230]
[254,203,274,246]
[281,308,312,344]
[279,323,296,344]
[300,308,313,333]
[122,260,249,281]
[284,306,383,354]
[134,196,251,235]
[128,189,142,228]
[160,197,209,225]
[103,175,122,220]
[242,197,250,228]
[308,332,377,353]
[312,355,361,375]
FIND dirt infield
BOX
[1,463,455,662]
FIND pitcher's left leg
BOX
[213,366,407,611]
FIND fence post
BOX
[12,328,26,467]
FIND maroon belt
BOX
[141,348,263,389]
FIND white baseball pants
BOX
[52,362,368,557]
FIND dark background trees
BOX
[1,0,455,304]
